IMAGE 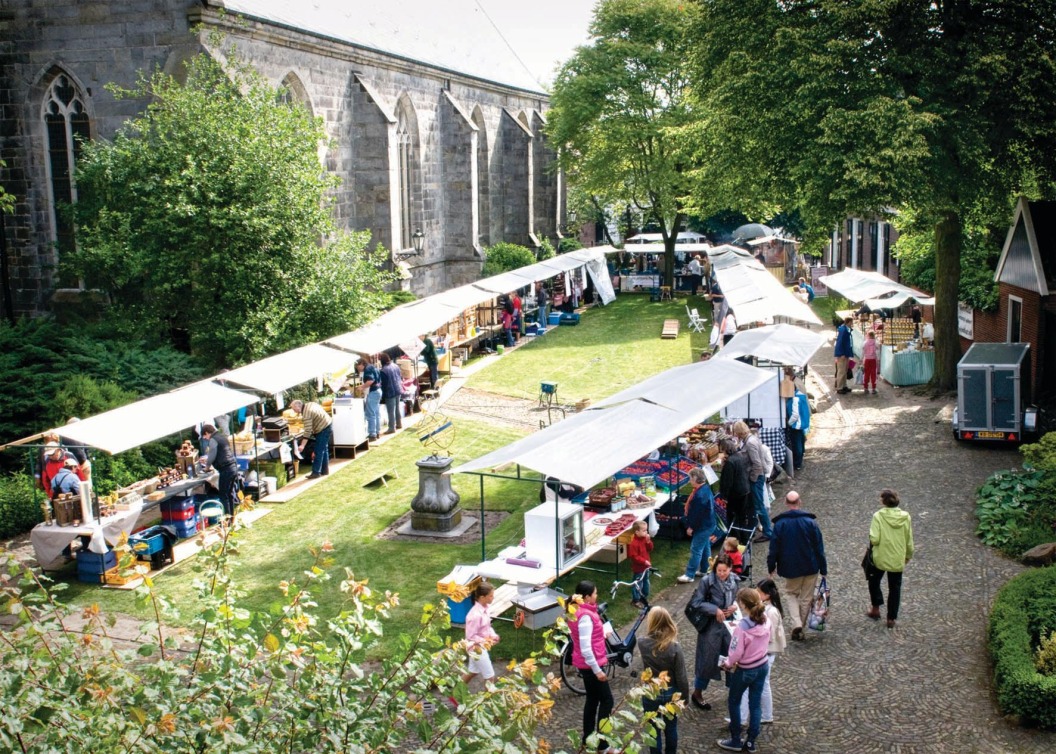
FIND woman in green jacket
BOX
[865,489,914,628]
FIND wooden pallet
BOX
[661,319,680,338]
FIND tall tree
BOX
[67,53,395,368]
[547,0,697,288]
[692,0,1056,388]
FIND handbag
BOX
[807,576,830,631]
[862,545,881,579]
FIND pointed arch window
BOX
[396,110,413,250]
[42,74,91,284]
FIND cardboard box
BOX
[592,542,627,564]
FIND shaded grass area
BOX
[810,294,851,327]
[467,294,714,404]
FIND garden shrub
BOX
[988,565,1056,728]
[1037,631,1056,676]
[0,473,42,539]
[481,242,536,276]
[975,469,1055,557]
[0,531,660,753]
[537,237,556,260]
[558,236,584,253]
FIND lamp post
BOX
[412,227,425,255]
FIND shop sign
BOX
[958,302,974,340]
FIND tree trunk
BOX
[932,211,962,390]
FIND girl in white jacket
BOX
[737,578,786,724]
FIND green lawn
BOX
[60,293,708,659]
[467,293,715,404]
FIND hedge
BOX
[988,565,1056,728]
[0,473,42,540]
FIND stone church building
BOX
[0,0,565,316]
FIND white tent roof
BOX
[53,381,259,455]
[818,268,934,306]
[626,232,707,244]
[327,246,614,355]
[714,324,826,366]
[621,243,711,254]
[218,343,358,394]
[450,360,772,488]
[707,248,821,326]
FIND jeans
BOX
[383,396,402,431]
[632,568,651,603]
[365,389,382,437]
[727,661,769,745]
[643,687,677,753]
[218,467,240,517]
[311,425,331,476]
[740,654,775,723]
[683,527,713,579]
[787,428,806,470]
[505,327,514,347]
[427,362,439,388]
[579,668,613,752]
[539,303,549,328]
[751,476,772,537]
[868,568,904,620]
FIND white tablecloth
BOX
[31,503,144,570]
[622,274,660,289]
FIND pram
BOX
[712,495,755,582]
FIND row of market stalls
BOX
[6,247,618,574]
[819,268,936,386]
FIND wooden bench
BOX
[661,319,680,338]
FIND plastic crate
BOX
[170,516,201,540]
[160,497,194,514]
[76,549,117,575]
[559,313,580,326]
[161,506,196,523]
[129,526,169,557]
[548,312,562,326]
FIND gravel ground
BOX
[534,332,1055,753]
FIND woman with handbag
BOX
[684,552,739,710]
[865,489,914,628]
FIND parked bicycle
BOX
[559,568,661,695]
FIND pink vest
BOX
[570,602,608,671]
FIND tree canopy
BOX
[67,53,395,369]
[547,0,697,287]
[692,0,1056,388]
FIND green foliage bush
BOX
[558,236,584,253]
[481,242,537,277]
[537,237,557,260]
[988,565,1056,728]
[1037,631,1056,676]
[0,473,41,540]
[974,470,1053,556]
[0,531,661,752]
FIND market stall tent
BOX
[713,324,826,367]
[707,246,822,326]
[450,359,772,489]
[51,381,259,455]
[216,343,359,394]
[818,268,935,307]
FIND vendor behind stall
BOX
[291,400,333,478]
[422,334,439,388]
[50,456,82,497]
[201,423,240,517]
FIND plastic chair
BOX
[687,307,706,332]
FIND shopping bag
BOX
[647,510,660,537]
[807,576,830,631]
[854,365,865,385]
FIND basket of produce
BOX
[588,487,617,505]
[656,468,689,491]
[233,431,255,455]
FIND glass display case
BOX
[524,501,585,571]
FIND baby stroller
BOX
[710,496,753,581]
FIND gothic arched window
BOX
[42,73,91,282]
[396,106,413,251]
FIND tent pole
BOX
[480,474,486,562]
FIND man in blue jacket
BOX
[833,317,854,394]
[677,468,720,583]
[768,491,827,640]
[785,383,811,472]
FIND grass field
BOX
[60,292,713,659]
[466,293,715,404]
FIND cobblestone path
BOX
[537,339,1055,753]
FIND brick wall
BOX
[959,282,1044,392]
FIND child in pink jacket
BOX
[718,588,771,752]
[462,582,499,687]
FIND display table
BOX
[880,345,934,386]
[621,273,660,290]
[474,492,670,589]
[31,503,144,570]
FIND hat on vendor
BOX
[63,456,79,467]
[44,441,62,454]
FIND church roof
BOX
[216,0,547,95]
[995,197,1056,296]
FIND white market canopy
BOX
[818,268,935,307]
[52,381,259,455]
[714,324,827,367]
[450,359,772,489]
[327,246,615,355]
[707,246,822,326]
[217,343,358,394]
[624,232,710,254]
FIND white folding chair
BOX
[688,308,706,333]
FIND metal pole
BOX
[479,474,486,562]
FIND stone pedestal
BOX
[410,456,462,533]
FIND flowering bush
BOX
[0,520,666,752]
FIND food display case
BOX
[524,501,585,571]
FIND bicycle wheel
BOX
[560,640,587,695]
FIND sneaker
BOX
[716,738,744,752]
[791,627,803,641]
[743,741,758,752]
[761,719,774,724]
[676,574,694,584]
[305,474,322,480]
